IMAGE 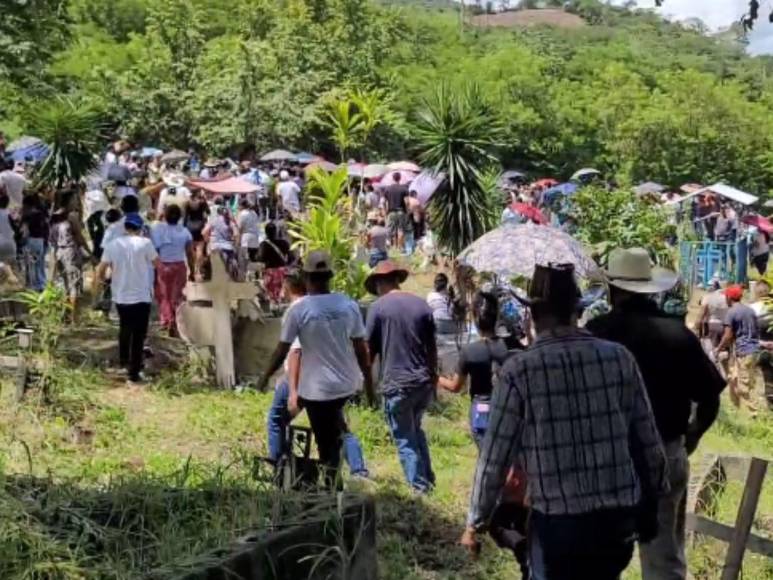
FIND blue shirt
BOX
[150,222,192,263]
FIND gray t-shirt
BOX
[368,225,388,252]
[725,303,760,357]
[280,293,365,401]
[366,291,436,394]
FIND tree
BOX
[26,98,106,188]
[414,83,505,256]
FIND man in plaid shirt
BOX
[462,264,668,580]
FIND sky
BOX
[617,0,773,54]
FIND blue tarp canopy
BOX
[7,136,50,163]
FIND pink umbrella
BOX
[387,161,421,173]
[380,170,417,187]
[305,160,338,174]
[410,170,446,206]
[511,202,547,224]
[188,176,260,195]
[346,162,367,178]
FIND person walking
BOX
[717,284,763,414]
[426,273,457,336]
[20,193,49,291]
[365,261,438,493]
[383,173,409,249]
[0,193,17,270]
[365,211,388,268]
[203,197,240,280]
[50,190,91,316]
[265,269,369,477]
[257,222,292,303]
[462,263,668,580]
[96,214,159,386]
[150,204,194,336]
[260,251,374,488]
[587,247,726,580]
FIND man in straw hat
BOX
[463,263,668,579]
[588,248,726,580]
[260,251,374,489]
[365,261,438,493]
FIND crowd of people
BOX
[3,137,772,579]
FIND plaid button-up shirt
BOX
[468,327,668,528]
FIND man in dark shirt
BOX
[588,247,725,580]
[383,173,409,249]
[365,261,438,493]
[717,284,762,414]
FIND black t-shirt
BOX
[457,338,510,399]
[22,207,48,239]
[258,238,291,269]
[366,291,436,394]
[587,297,726,442]
[384,184,408,213]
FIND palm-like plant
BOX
[26,98,106,189]
[289,167,368,298]
[324,99,363,162]
[414,83,505,256]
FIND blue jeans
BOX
[266,380,368,476]
[369,249,388,268]
[25,238,46,291]
[383,385,435,492]
[403,231,415,255]
[529,509,636,580]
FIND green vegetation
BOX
[3,0,773,192]
[1,358,772,578]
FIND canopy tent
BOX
[6,136,42,152]
[9,142,49,163]
[188,176,261,195]
[667,183,758,207]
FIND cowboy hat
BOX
[606,247,678,294]
[162,171,185,188]
[365,260,409,295]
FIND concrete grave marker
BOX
[179,253,257,389]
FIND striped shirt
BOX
[468,327,668,528]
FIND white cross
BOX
[182,253,257,389]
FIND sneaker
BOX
[126,373,147,388]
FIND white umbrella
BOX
[260,149,297,162]
[380,170,417,187]
[387,161,421,173]
[160,149,189,164]
[571,168,601,181]
[364,164,389,179]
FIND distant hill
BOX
[470,8,586,29]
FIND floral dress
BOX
[50,216,84,299]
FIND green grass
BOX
[0,364,772,578]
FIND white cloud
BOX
[613,0,773,54]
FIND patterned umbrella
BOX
[457,222,600,279]
[379,170,417,186]
[364,163,389,179]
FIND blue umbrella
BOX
[10,142,49,163]
[542,182,578,204]
[295,152,318,165]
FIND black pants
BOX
[87,211,105,260]
[116,302,151,381]
[530,508,636,580]
[753,252,769,276]
[299,396,350,489]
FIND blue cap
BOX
[124,213,144,230]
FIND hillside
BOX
[470,8,586,29]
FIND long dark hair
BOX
[472,291,498,337]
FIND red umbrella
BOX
[532,178,558,188]
[511,202,546,224]
[742,214,773,234]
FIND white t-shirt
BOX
[102,235,158,304]
[280,293,365,401]
[84,189,110,219]
[238,209,261,248]
[157,186,191,214]
[426,290,454,322]
[0,170,26,209]
[277,181,301,214]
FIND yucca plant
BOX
[414,82,505,256]
[26,98,106,189]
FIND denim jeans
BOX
[25,237,46,291]
[369,249,388,268]
[529,509,636,580]
[639,438,689,580]
[383,385,435,492]
[403,231,415,255]
[266,380,368,476]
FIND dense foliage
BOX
[3,0,773,194]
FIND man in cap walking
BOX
[261,251,374,488]
[365,261,438,493]
[588,248,726,580]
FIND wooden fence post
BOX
[721,458,769,580]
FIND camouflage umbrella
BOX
[457,222,600,279]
